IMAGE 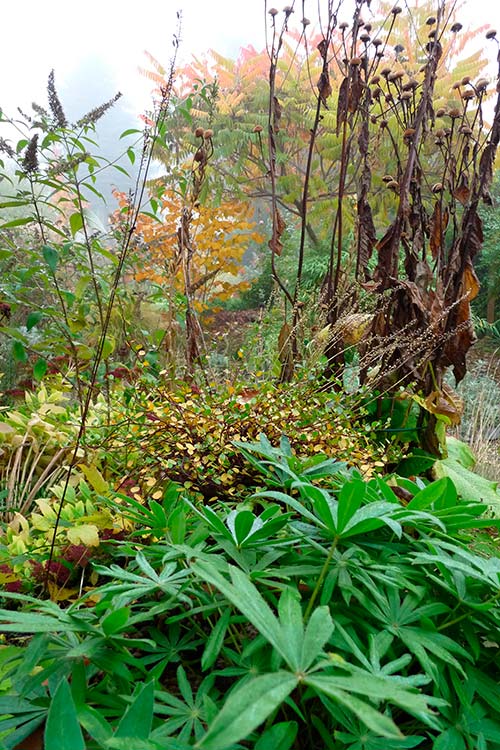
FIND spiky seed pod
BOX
[448,107,461,118]
[372,87,383,99]
[400,91,412,101]
[431,182,444,193]
[435,128,446,138]
[459,125,473,135]
[486,29,497,39]
[426,15,436,24]
[195,126,205,137]
[436,107,446,117]
[451,22,463,33]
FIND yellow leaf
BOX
[79,464,109,494]
[67,524,100,547]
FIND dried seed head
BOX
[301,17,310,26]
[364,23,372,32]
[195,126,204,137]
[400,91,412,100]
[283,5,293,14]
[451,22,463,33]
[426,15,436,25]
[428,29,437,39]
[403,127,416,137]
[435,128,446,138]
[391,6,403,15]
[339,21,349,30]
[475,78,489,92]
[394,44,405,54]
[360,33,371,43]
[388,70,404,82]
[382,174,394,182]
[385,93,394,103]
[380,119,388,128]
[486,29,497,39]
[204,129,213,139]
[459,125,473,135]
[386,179,400,189]
[269,7,278,15]
[381,66,392,77]
[431,182,444,193]
[461,76,471,85]
[370,75,381,85]
[371,86,383,98]
[436,107,446,117]
[370,114,378,123]
[461,89,475,100]
[372,37,383,47]
[448,107,461,118]
[452,81,461,90]
[350,56,362,65]
[253,124,263,133]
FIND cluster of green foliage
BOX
[0,439,500,749]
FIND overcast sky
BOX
[1,0,500,124]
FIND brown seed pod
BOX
[391,5,403,14]
[451,22,463,33]
[370,115,378,124]
[400,91,412,100]
[301,17,310,26]
[461,76,471,85]
[426,15,436,24]
[451,81,461,90]
[372,87,383,99]
[380,119,388,128]
[402,78,418,91]
[486,29,497,39]
[339,21,349,30]
[385,93,394,103]
[461,90,475,100]
[431,182,443,193]
[253,125,263,133]
[428,29,437,38]
[364,23,372,32]
[370,75,381,85]
[434,128,446,138]
[448,107,461,118]
[269,7,278,15]
[360,33,371,43]
[372,37,383,47]
[476,78,489,92]
[204,129,213,139]
[403,127,416,138]
[459,125,473,135]
[382,174,394,182]
[436,107,446,117]
[195,126,204,138]
[381,66,392,77]
[387,179,400,190]
[350,56,362,65]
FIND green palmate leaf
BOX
[114,680,154,739]
[278,588,304,671]
[304,676,403,739]
[201,608,231,671]
[42,244,59,273]
[197,672,297,750]
[254,721,298,750]
[301,605,334,670]
[45,678,85,750]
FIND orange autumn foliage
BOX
[113,188,264,310]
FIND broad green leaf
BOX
[278,588,304,671]
[202,608,231,671]
[45,678,85,750]
[77,705,113,744]
[42,244,59,273]
[197,672,297,750]
[127,147,136,164]
[26,311,43,330]
[33,358,47,381]
[254,721,298,750]
[102,607,130,636]
[337,479,365,533]
[69,212,84,236]
[301,606,334,670]
[407,477,455,510]
[114,680,154,739]
[12,341,27,363]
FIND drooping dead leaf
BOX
[453,173,470,205]
[429,201,449,260]
[423,383,463,426]
[318,70,332,108]
[336,77,349,136]
[269,208,286,256]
